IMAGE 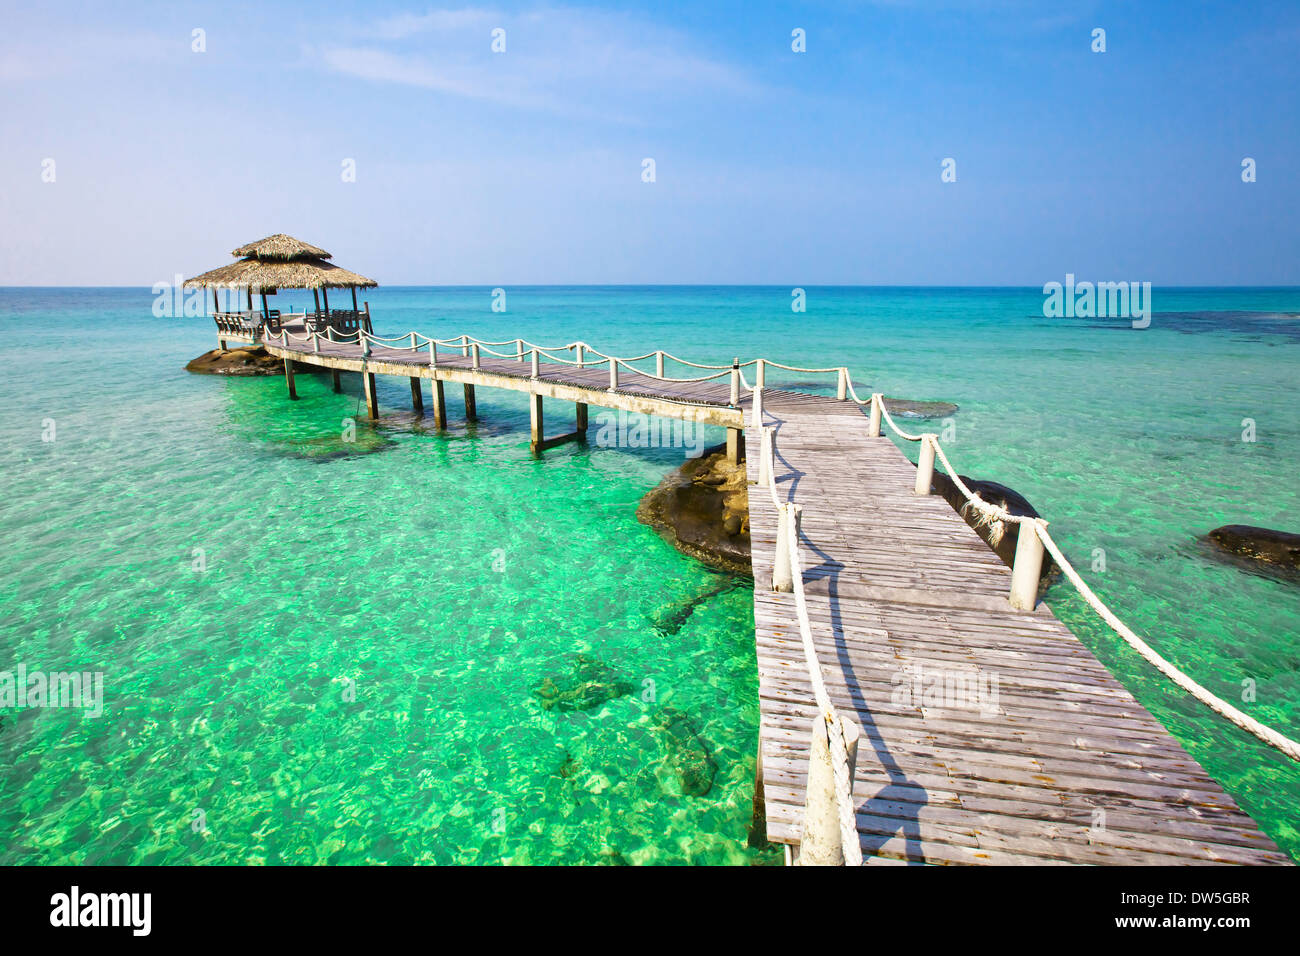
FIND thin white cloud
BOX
[317,6,758,119]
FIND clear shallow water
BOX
[1,285,1298,863]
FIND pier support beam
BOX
[797,714,861,866]
[430,379,446,430]
[283,359,297,400]
[726,427,745,465]
[530,396,588,455]
[463,384,477,422]
[362,371,379,420]
[529,394,544,453]
[409,377,424,416]
[331,370,342,393]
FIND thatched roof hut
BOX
[184,233,377,293]
[185,234,378,343]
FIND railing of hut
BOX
[262,325,1300,799]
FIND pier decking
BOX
[260,329,1289,865]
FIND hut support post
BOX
[363,372,379,420]
[798,715,861,866]
[331,370,342,393]
[463,385,477,422]
[283,359,297,400]
[410,378,424,416]
[431,380,446,430]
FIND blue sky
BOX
[1,1,1297,285]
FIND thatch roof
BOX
[231,234,332,260]
[183,233,377,291]
[184,258,378,292]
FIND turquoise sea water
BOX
[1,286,1298,864]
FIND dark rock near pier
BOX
[533,655,635,712]
[1208,525,1300,570]
[185,346,282,376]
[930,472,1056,585]
[636,445,751,576]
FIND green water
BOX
[1,287,1297,863]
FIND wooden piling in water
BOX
[410,377,424,416]
[431,379,446,429]
[362,371,379,420]
[463,384,477,422]
[529,394,544,453]
[331,369,342,393]
[283,359,297,399]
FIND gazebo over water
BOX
[184,234,377,348]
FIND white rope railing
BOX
[845,380,1300,763]
[762,426,863,865]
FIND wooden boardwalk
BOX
[747,390,1289,865]
[263,331,1289,865]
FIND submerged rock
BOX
[931,472,1055,584]
[281,430,394,461]
[636,446,751,575]
[648,576,742,637]
[533,655,635,712]
[654,707,717,797]
[185,346,282,376]
[1208,525,1300,570]
[882,397,959,419]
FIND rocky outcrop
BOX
[1208,525,1300,570]
[636,446,751,576]
[931,472,1055,584]
[185,346,282,376]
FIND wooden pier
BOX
[256,325,1290,866]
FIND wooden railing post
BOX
[517,338,524,362]
[576,344,585,369]
[409,332,417,349]
[428,339,438,367]
[772,503,801,592]
[913,435,935,496]
[868,393,883,438]
[837,367,848,401]
[531,348,540,378]
[656,350,665,378]
[753,358,766,429]
[472,343,481,369]
[1009,519,1047,611]
[798,714,861,866]
[759,426,773,487]
[609,358,619,391]
[730,358,740,406]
